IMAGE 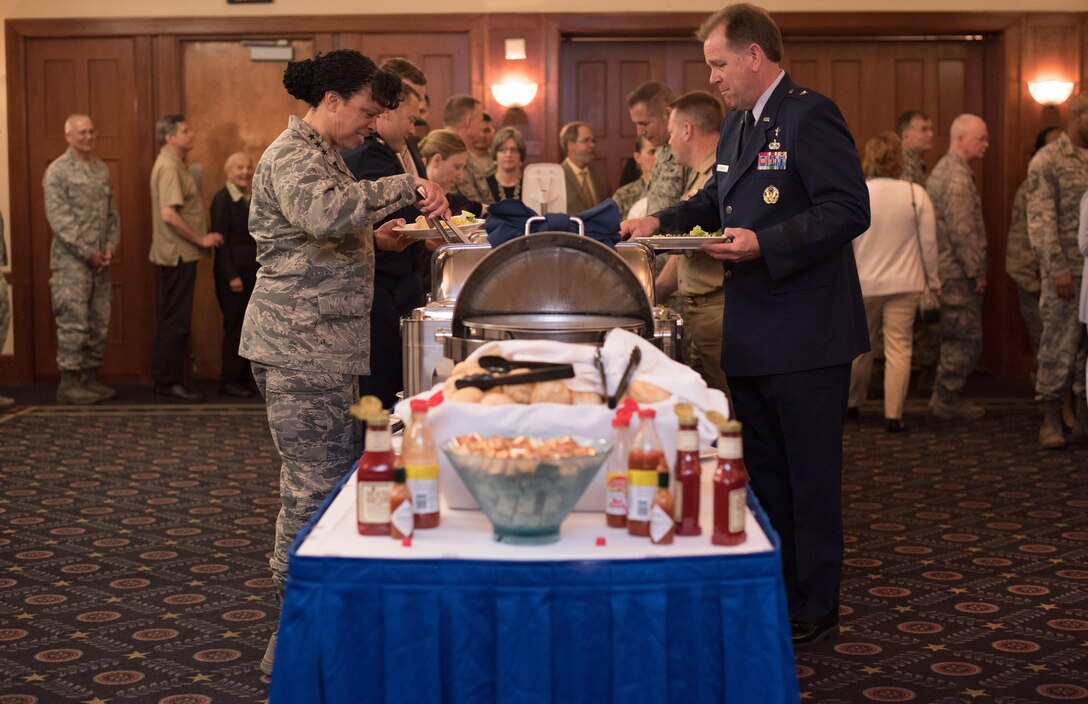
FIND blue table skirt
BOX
[271,469,799,704]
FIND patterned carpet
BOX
[1,397,1086,703]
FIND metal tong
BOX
[608,347,642,408]
[417,186,469,244]
[454,363,575,392]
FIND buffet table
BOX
[270,462,800,704]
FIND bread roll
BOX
[530,380,573,405]
[571,391,605,405]
[502,369,535,403]
[480,392,516,406]
[626,380,671,404]
[452,360,486,377]
[449,387,484,403]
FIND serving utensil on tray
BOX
[609,347,642,408]
[477,356,564,373]
[595,348,613,408]
[454,363,575,391]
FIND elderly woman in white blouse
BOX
[848,133,940,432]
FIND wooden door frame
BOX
[4,15,485,383]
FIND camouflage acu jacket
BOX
[927,152,987,281]
[239,115,417,375]
[42,148,120,265]
[1025,132,1088,278]
[646,143,691,215]
[1005,179,1040,293]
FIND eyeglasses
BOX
[496,146,520,154]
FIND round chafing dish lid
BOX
[452,232,654,337]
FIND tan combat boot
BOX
[81,369,116,401]
[56,370,99,405]
[1038,399,1066,450]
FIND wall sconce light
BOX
[1028,80,1075,106]
[491,82,538,109]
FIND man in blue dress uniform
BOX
[622,3,870,646]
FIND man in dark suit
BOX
[560,121,610,214]
[622,3,870,647]
[342,59,429,408]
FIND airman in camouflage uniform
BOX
[1025,96,1088,449]
[1,211,14,409]
[926,114,989,420]
[444,95,495,205]
[242,46,448,674]
[1006,179,1043,354]
[43,114,121,405]
[646,143,692,216]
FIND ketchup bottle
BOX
[627,408,666,537]
[711,416,748,546]
[605,410,632,528]
[403,398,440,529]
[356,396,395,536]
[673,402,702,536]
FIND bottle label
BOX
[605,472,628,516]
[406,463,440,515]
[650,503,675,543]
[627,469,658,521]
[366,427,392,452]
[677,429,699,452]
[391,496,414,537]
[729,487,747,534]
[358,481,393,524]
[718,436,742,460]
[673,480,683,522]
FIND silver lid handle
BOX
[524,215,585,237]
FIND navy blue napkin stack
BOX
[484,199,621,248]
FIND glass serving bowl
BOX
[441,437,612,545]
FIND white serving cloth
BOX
[393,329,731,511]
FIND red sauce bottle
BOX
[628,408,666,538]
[356,398,395,536]
[712,418,748,546]
[673,403,702,536]
[605,410,632,528]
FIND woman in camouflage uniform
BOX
[239,49,447,676]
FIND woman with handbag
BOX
[848,133,940,432]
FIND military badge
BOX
[763,186,780,204]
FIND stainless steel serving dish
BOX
[401,229,683,397]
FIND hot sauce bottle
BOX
[354,396,395,536]
[605,410,633,528]
[627,408,666,537]
[710,415,748,546]
[390,466,414,540]
[673,402,702,536]
[650,470,676,545]
[403,398,440,529]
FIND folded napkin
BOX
[484,198,621,248]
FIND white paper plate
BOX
[394,221,484,240]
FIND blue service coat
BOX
[657,74,871,378]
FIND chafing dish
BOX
[402,232,683,397]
